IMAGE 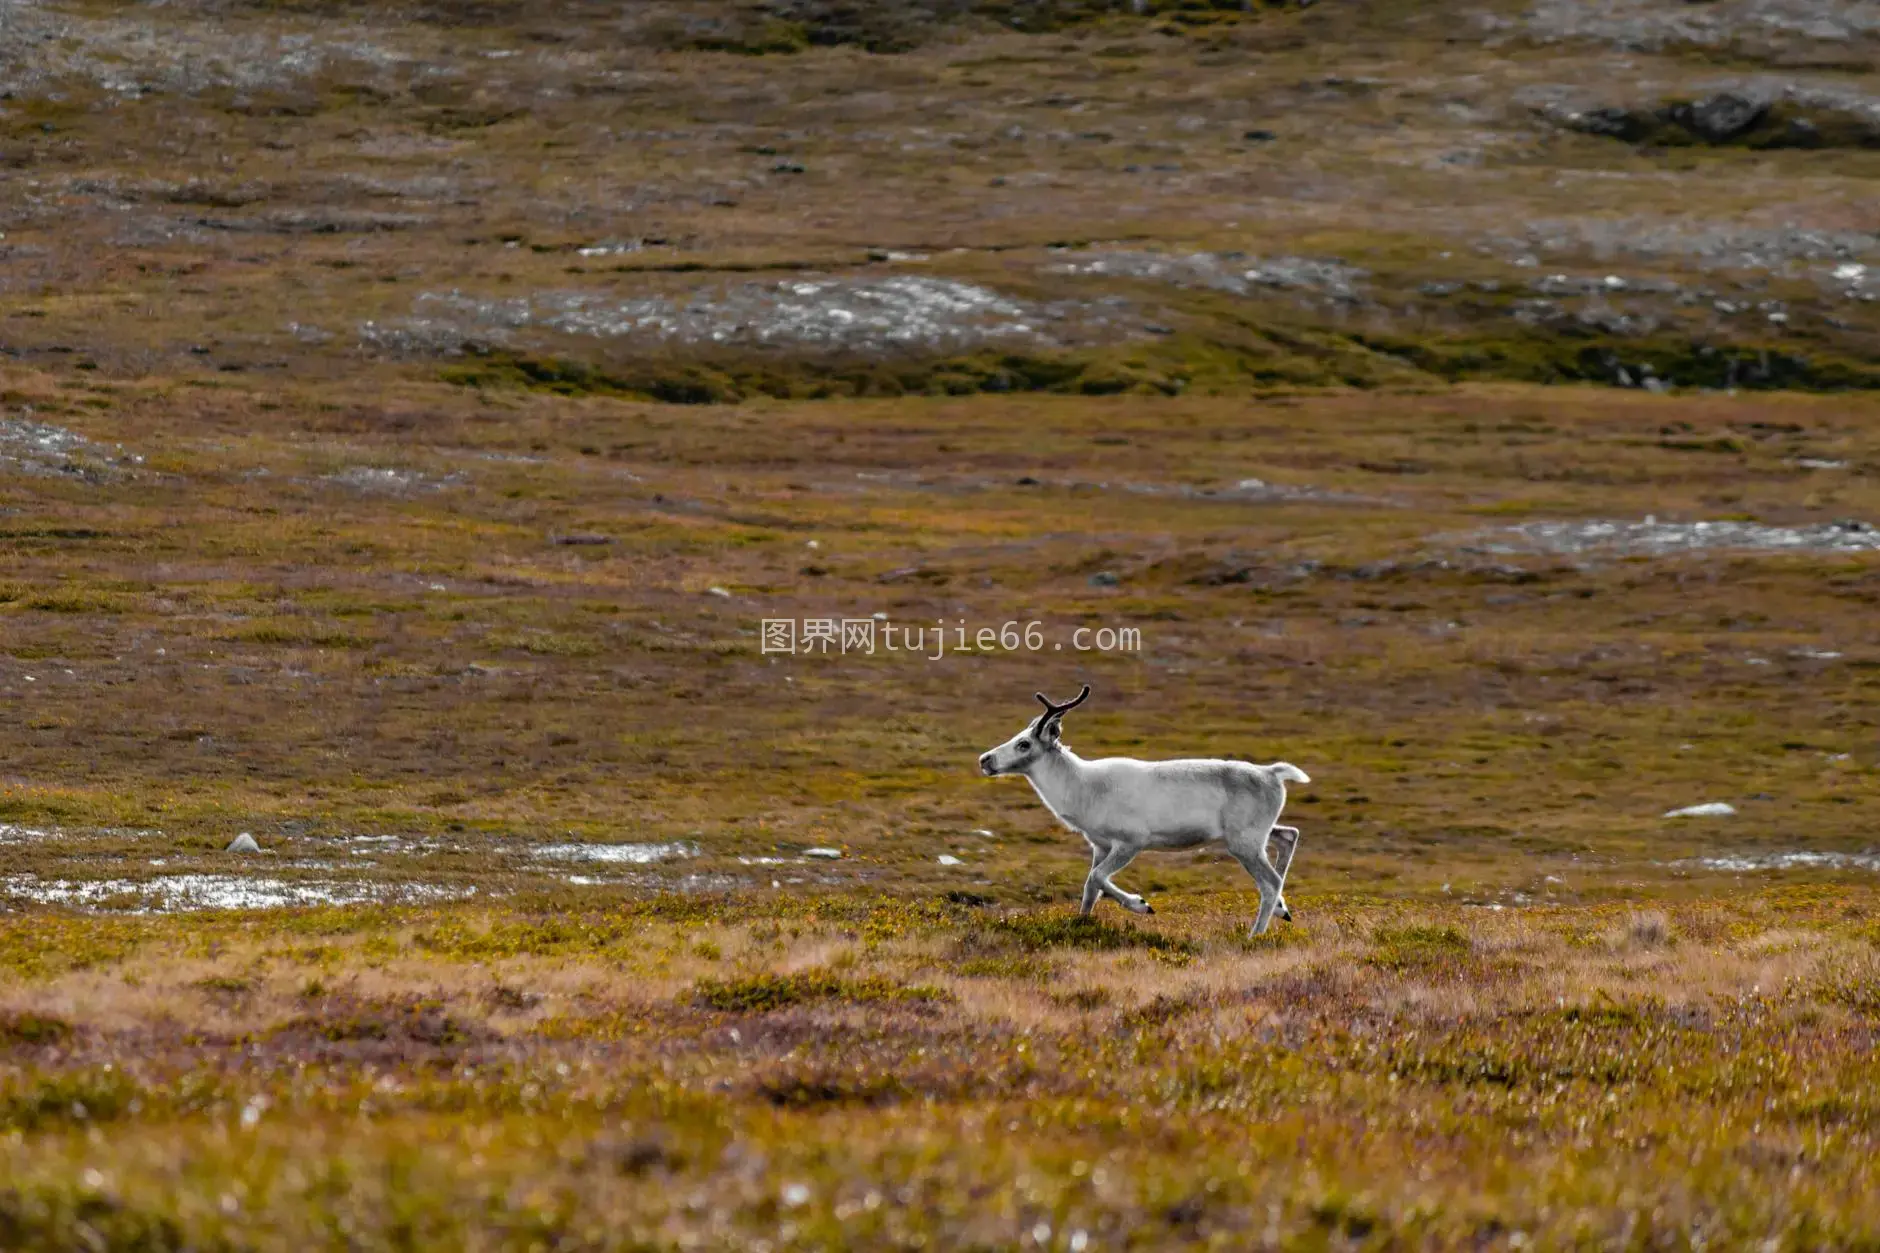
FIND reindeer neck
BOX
[1023,745,1090,816]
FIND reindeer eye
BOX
[1017,740,1031,751]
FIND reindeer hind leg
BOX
[1226,824,1286,936]
[1268,825,1301,922]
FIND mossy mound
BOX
[1562,92,1880,151]
[1356,332,1880,392]
[651,0,1298,54]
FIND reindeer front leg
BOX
[1079,839,1110,916]
[1089,841,1150,915]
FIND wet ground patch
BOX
[0,873,475,913]
[531,840,701,865]
[1458,516,1880,558]
[1673,851,1880,873]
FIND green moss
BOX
[750,1066,913,1107]
[1119,992,1200,1027]
[231,621,374,648]
[274,1000,475,1045]
[1355,332,1880,392]
[990,913,1198,955]
[0,1013,71,1046]
[956,954,1054,979]
[0,1185,186,1252]
[426,318,1880,406]
[0,1071,140,1132]
[1368,923,1470,971]
[692,969,950,1012]
[652,0,1286,54]
[18,590,134,615]
[483,628,601,657]
[435,329,1410,405]
[438,347,1158,403]
[0,918,146,979]
[1818,954,1880,1015]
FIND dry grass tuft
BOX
[1627,909,1676,950]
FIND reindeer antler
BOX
[1034,684,1091,721]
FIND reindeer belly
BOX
[1145,827,1217,851]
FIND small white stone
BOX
[226,833,262,853]
[804,847,843,859]
[706,586,731,598]
[1663,802,1736,819]
[938,855,963,866]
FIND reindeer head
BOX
[979,685,1090,777]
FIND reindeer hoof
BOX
[1278,904,1293,922]
[1142,902,1155,915]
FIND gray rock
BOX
[370,276,1099,358]
[1047,250,1368,304]
[0,417,136,481]
[1519,0,1880,52]
[1670,91,1768,143]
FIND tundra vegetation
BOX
[1,0,1878,1248]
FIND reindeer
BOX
[979,685,1307,934]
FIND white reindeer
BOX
[978,685,1308,934]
